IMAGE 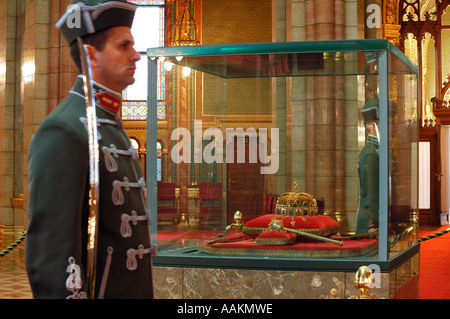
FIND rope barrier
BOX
[418,227,450,243]
[0,226,448,258]
[0,231,27,258]
[389,226,413,248]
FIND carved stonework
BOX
[383,0,401,47]
[385,0,398,25]
[384,24,401,47]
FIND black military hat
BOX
[361,98,399,121]
[361,98,379,121]
[56,0,137,45]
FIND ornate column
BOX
[304,0,316,194]
[334,0,346,213]
[0,0,19,235]
[314,0,336,213]
[273,0,288,193]
[22,0,51,230]
[288,0,352,218]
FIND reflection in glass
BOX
[147,41,419,265]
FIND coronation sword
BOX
[77,37,100,299]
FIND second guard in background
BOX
[355,98,380,235]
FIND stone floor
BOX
[0,234,32,299]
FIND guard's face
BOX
[89,26,141,93]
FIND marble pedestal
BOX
[153,252,419,299]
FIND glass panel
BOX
[148,40,419,266]
[149,40,417,77]
[388,51,419,255]
[154,64,228,246]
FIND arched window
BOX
[399,0,450,126]
[122,0,166,121]
[130,137,140,151]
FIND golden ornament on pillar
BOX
[349,265,382,299]
[226,211,244,233]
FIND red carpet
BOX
[419,226,450,299]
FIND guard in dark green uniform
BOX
[355,98,380,235]
[26,0,154,299]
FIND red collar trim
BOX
[96,92,122,114]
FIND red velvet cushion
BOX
[255,231,297,246]
[243,214,339,238]
[198,234,378,258]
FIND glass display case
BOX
[145,39,419,273]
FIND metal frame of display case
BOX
[146,39,419,272]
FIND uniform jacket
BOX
[26,76,154,299]
[355,134,379,234]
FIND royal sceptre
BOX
[268,219,344,246]
[77,37,100,299]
